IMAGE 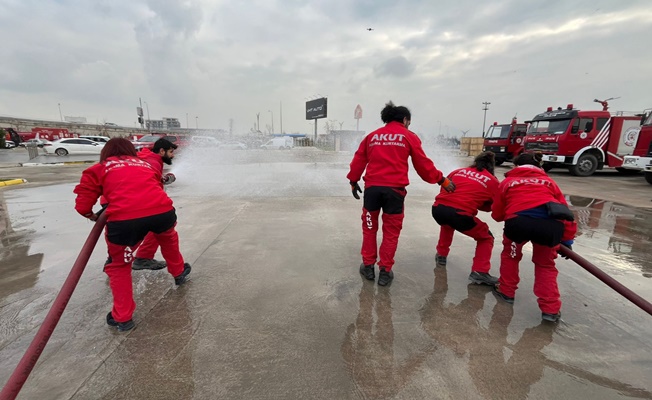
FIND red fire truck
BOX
[522,102,642,176]
[482,118,528,165]
[621,110,652,178]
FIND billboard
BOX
[306,98,327,120]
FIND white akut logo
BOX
[365,211,374,230]
[623,127,640,147]
[124,246,134,263]
[371,133,405,142]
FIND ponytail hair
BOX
[513,152,543,168]
[380,101,411,124]
[472,151,496,175]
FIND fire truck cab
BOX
[522,103,642,176]
[482,118,528,165]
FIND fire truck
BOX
[482,118,528,165]
[620,110,652,180]
[522,101,642,176]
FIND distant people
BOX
[432,151,500,285]
[491,152,576,322]
[74,138,191,332]
[347,101,455,286]
[132,138,178,271]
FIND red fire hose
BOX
[0,213,107,400]
[559,246,652,316]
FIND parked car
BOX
[218,141,247,150]
[19,138,51,148]
[132,134,190,150]
[191,136,221,146]
[80,135,111,144]
[261,137,294,150]
[4,140,16,149]
[43,138,104,156]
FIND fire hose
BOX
[0,212,107,400]
[559,245,652,316]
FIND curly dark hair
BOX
[100,138,137,162]
[513,152,544,167]
[380,101,411,124]
[471,151,496,175]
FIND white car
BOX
[80,135,111,144]
[4,140,16,149]
[44,138,104,156]
[19,138,51,148]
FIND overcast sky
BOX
[1,0,651,137]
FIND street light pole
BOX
[58,103,63,122]
[268,110,274,134]
[144,102,151,131]
[195,116,198,129]
[482,101,491,137]
[280,101,283,134]
[186,113,189,129]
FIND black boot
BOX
[359,263,375,280]
[377,268,394,286]
[174,263,192,285]
[106,312,135,332]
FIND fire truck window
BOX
[578,118,593,133]
[596,118,609,131]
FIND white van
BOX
[261,137,294,150]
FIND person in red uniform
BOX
[74,138,191,332]
[132,138,178,270]
[432,151,500,285]
[347,101,455,286]
[491,152,576,322]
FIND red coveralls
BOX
[433,167,499,273]
[135,148,165,260]
[74,156,186,323]
[347,121,445,271]
[491,165,577,314]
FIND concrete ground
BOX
[0,147,651,399]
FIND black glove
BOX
[559,242,572,259]
[162,173,176,185]
[350,181,362,199]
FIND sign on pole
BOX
[354,104,363,120]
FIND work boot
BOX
[377,268,394,287]
[132,257,167,270]
[359,263,375,281]
[469,271,498,286]
[174,263,192,285]
[492,286,515,304]
[542,312,561,322]
[435,253,447,266]
[106,312,135,332]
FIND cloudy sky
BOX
[1,0,651,137]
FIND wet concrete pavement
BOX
[1,149,651,399]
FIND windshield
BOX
[527,119,572,135]
[485,125,510,139]
[137,135,160,142]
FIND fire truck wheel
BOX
[645,172,652,185]
[569,153,598,177]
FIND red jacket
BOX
[74,156,174,222]
[347,122,444,188]
[491,165,576,241]
[434,167,499,215]
[138,148,163,175]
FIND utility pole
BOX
[186,113,189,129]
[280,101,283,134]
[195,116,198,129]
[58,103,63,122]
[482,101,491,137]
[144,101,151,131]
[256,112,260,132]
[138,98,145,129]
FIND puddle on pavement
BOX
[566,195,652,278]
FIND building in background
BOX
[146,117,181,130]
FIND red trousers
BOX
[436,219,494,273]
[361,208,403,271]
[497,235,561,314]
[104,226,185,322]
[135,232,159,259]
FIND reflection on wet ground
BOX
[567,195,652,278]
[0,192,42,299]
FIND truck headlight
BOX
[500,147,505,152]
